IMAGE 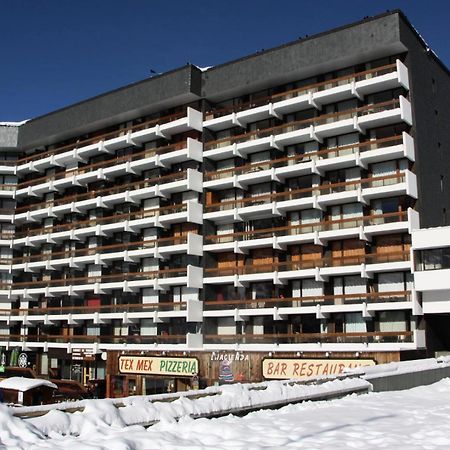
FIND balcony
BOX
[204,60,409,131]
[204,291,412,317]
[204,210,412,253]
[0,184,16,198]
[203,329,422,352]
[14,169,203,222]
[204,171,416,223]
[204,133,414,191]
[0,160,17,175]
[203,250,411,286]
[203,97,411,161]
[13,233,203,272]
[0,298,203,325]
[16,138,203,196]
[0,332,204,351]
[17,108,203,173]
[205,331,413,345]
[13,200,203,247]
[10,264,203,299]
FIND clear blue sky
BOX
[1,0,449,121]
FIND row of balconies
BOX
[0,290,415,326]
[13,200,204,246]
[6,264,203,299]
[204,60,409,131]
[203,250,412,287]
[204,209,419,254]
[0,332,204,352]
[14,168,203,221]
[203,97,412,161]
[204,133,415,191]
[203,290,422,322]
[16,108,203,173]
[0,329,425,353]
[15,138,203,196]
[12,233,203,272]
[0,299,204,326]
[204,170,417,223]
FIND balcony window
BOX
[415,247,450,271]
[249,182,272,203]
[329,203,363,229]
[216,223,234,243]
[345,313,367,333]
[290,209,322,234]
[286,140,318,164]
[377,272,413,292]
[325,132,359,158]
[324,99,358,122]
[378,311,409,333]
[249,151,271,171]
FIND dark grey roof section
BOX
[18,65,203,150]
[0,125,19,151]
[202,13,406,102]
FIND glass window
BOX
[416,247,450,271]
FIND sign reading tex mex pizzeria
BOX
[119,355,199,377]
[262,358,375,379]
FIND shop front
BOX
[107,354,199,397]
[106,350,405,397]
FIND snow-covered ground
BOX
[1,376,450,449]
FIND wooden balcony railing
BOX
[0,301,187,316]
[18,110,187,165]
[13,267,190,289]
[206,63,398,119]
[205,172,406,212]
[205,99,401,151]
[205,211,408,244]
[16,170,188,214]
[12,235,189,264]
[17,141,188,190]
[204,330,413,344]
[14,203,188,238]
[204,290,411,310]
[0,159,18,167]
[204,135,403,181]
[0,334,188,344]
[204,250,410,277]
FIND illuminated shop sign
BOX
[262,358,375,379]
[119,356,198,377]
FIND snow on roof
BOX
[0,377,57,392]
[0,120,29,127]
[194,65,213,72]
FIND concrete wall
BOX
[367,365,450,392]
[399,21,450,229]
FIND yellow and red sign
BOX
[262,358,375,379]
[119,356,198,377]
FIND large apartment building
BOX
[0,10,449,397]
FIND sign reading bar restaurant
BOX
[119,356,198,377]
[262,358,375,379]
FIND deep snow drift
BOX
[1,376,450,449]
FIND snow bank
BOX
[24,377,368,438]
[2,377,450,448]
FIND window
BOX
[415,247,450,271]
